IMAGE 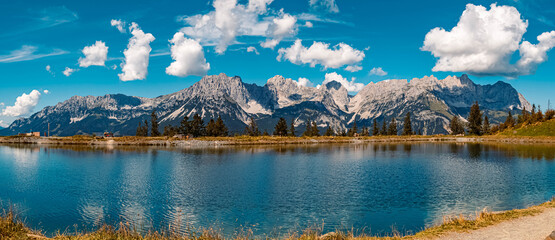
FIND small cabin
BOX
[103,132,114,138]
[18,132,40,137]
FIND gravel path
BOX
[437,208,555,240]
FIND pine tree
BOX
[546,109,555,120]
[518,106,528,124]
[214,115,228,137]
[143,120,149,136]
[450,116,465,135]
[324,126,334,136]
[245,117,260,136]
[483,115,490,135]
[136,122,143,136]
[360,126,369,136]
[372,119,379,136]
[531,104,536,121]
[311,121,320,137]
[150,110,160,137]
[535,105,544,122]
[206,119,217,136]
[467,101,482,135]
[348,121,358,137]
[273,118,289,136]
[504,111,515,128]
[247,117,261,137]
[402,112,413,136]
[179,116,190,135]
[387,118,398,136]
[262,130,270,136]
[190,114,205,137]
[163,125,178,136]
[289,120,296,137]
[303,120,313,137]
[381,120,388,135]
[339,128,347,136]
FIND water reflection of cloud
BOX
[79,202,106,227]
[0,146,41,187]
[120,202,149,229]
[1,146,40,166]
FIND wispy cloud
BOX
[0,46,68,63]
[296,13,351,26]
[34,6,79,28]
[309,0,339,13]
[2,6,78,38]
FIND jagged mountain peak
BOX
[266,75,299,89]
[0,73,531,136]
[323,80,343,90]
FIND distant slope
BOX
[500,120,555,136]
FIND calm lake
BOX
[0,143,554,237]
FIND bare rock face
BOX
[0,74,530,136]
[348,74,530,134]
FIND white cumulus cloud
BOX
[118,22,155,81]
[305,21,313,28]
[261,13,297,49]
[178,0,295,54]
[45,65,52,73]
[277,39,365,71]
[517,30,555,75]
[213,0,239,54]
[166,32,210,77]
[1,90,43,117]
[0,120,8,128]
[247,46,259,55]
[422,3,555,77]
[322,72,364,92]
[295,77,314,87]
[78,41,108,67]
[345,65,362,72]
[247,0,274,14]
[369,67,387,76]
[63,67,76,76]
[111,19,126,33]
[309,0,339,13]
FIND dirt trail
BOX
[437,208,555,240]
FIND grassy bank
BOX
[2,198,554,240]
[500,119,555,137]
[1,134,554,147]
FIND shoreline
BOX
[2,198,554,239]
[1,135,554,147]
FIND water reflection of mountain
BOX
[1,142,553,161]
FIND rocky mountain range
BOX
[0,73,531,136]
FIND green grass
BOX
[1,198,554,240]
[500,119,555,137]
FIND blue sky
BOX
[0,0,554,126]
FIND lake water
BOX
[0,143,554,237]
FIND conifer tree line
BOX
[136,110,228,137]
[134,110,425,138]
[449,101,554,135]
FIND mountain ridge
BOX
[0,73,531,136]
